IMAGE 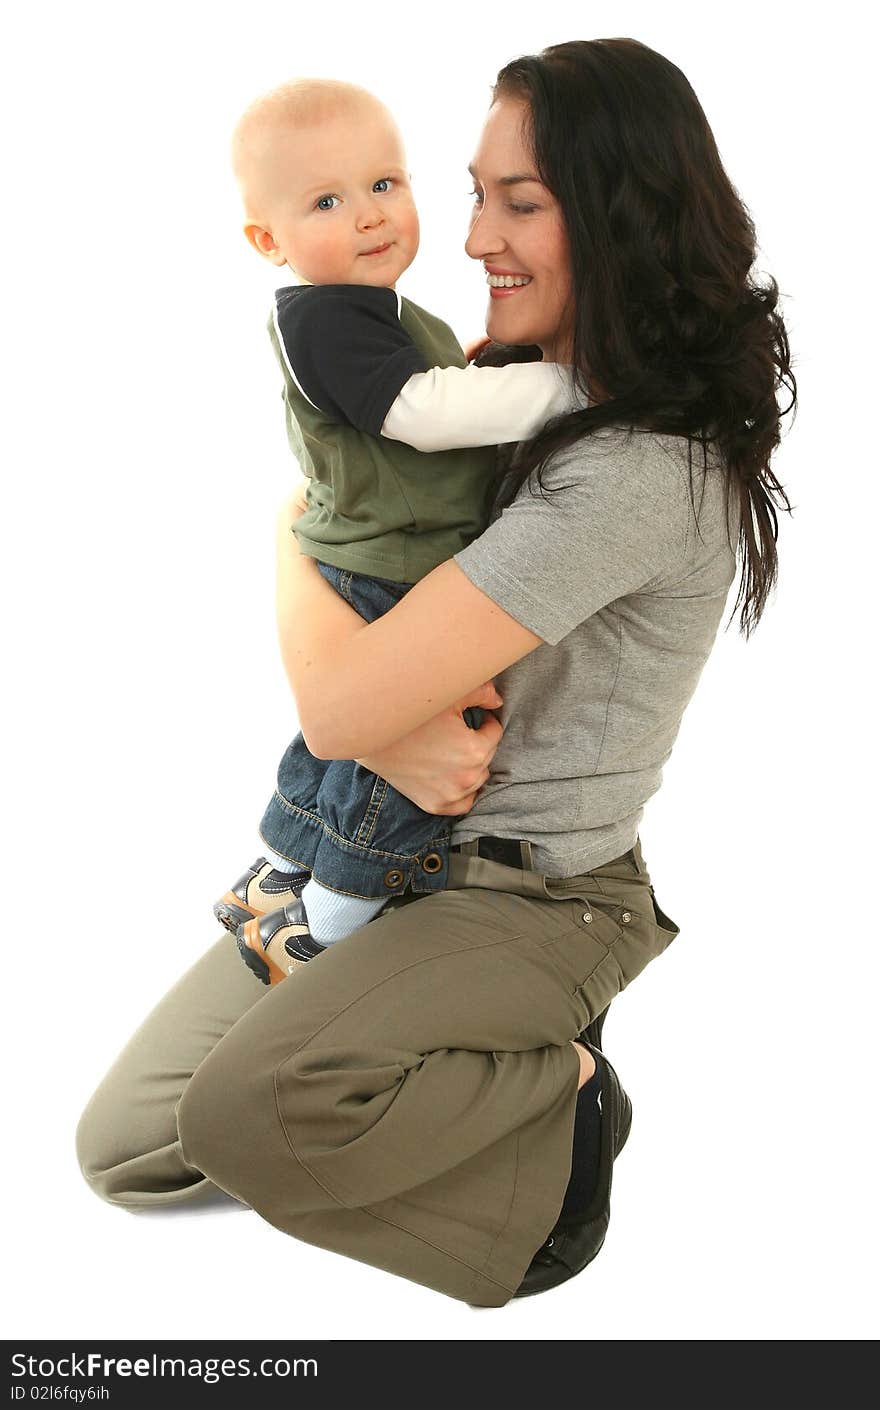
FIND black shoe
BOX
[514,1042,632,1298]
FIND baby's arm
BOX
[380,361,587,453]
[274,286,584,450]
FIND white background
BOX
[3,0,877,1344]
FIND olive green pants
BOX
[76,838,678,1306]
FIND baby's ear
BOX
[243,223,286,266]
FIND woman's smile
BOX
[485,263,533,295]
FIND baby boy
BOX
[217,79,580,984]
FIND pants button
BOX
[421,852,443,874]
[383,868,404,889]
[621,911,632,923]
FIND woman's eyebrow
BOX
[467,163,542,187]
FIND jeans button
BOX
[422,852,443,874]
[383,868,404,889]
[582,911,593,923]
[621,911,632,923]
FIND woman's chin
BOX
[485,309,532,349]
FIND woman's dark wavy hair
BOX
[482,38,796,637]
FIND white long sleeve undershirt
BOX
[380,361,589,453]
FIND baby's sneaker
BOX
[214,857,311,934]
[236,900,326,986]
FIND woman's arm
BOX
[276,496,543,760]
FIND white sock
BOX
[261,845,306,874]
[301,877,387,945]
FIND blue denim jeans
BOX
[259,561,485,900]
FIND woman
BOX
[76,38,794,1306]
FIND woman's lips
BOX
[488,282,531,299]
[361,242,392,257]
[485,269,533,299]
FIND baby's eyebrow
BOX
[467,163,542,187]
[301,181,341,199]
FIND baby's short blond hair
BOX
[231,79,394,224]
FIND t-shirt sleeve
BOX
[453,431,689,645]
[274,285,427,435]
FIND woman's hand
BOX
[275,479,310,593]
[355,681,504,815]
[280,477,310,524]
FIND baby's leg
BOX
[234,562,466,979]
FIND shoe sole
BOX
[236,930,273,985]
[236,914,314,987]
[215,896,258,933]
[617,1091,633,1156]
[237,921,303,986]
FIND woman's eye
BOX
[468,187,484,206]
[315,194,341,211]
[373,178,393,193]
[508,203,539,215]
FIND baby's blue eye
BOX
[373,178,393,193]
[315,194,341,211]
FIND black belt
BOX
[448,835,528,868]
[449,835,640,874]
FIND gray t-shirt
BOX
[451,426,740,876]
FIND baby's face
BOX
[255,105,420,286]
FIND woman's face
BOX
[465,96,573,361]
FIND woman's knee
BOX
[75,1082,136,1206]
[76,1070,211,1209]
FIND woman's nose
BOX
[464,211,503,261]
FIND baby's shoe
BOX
[236,900,326,986]
[214,857,311,933]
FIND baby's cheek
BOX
[302,237,350,285]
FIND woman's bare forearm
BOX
[274,503,371,755]
[274,488,534,758]
[276,509,503,787]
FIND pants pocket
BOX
[649,886,681,953]
[542,884,680,1024]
